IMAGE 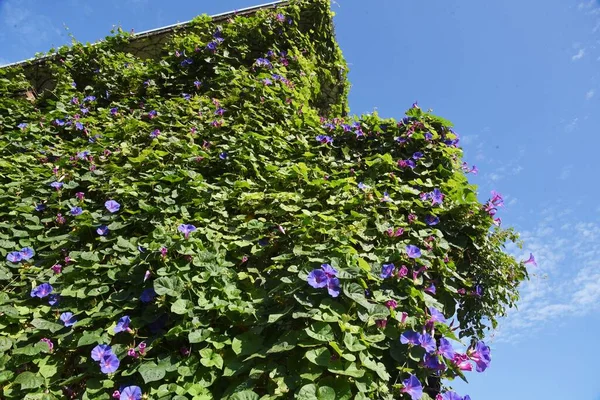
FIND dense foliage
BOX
[0,1,529,399]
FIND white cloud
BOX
[586,89,595,99]
[492,209,600,343]
[559,165,573,180]
[572,48,586,61]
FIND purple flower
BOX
[401,375,423,400]
[70,206,83,216]
[425,215,440,226]
[307,269,328,288]
[431,188,444,205]
[381,191,391,202]
[60,312,77,327]
[19,247,34,260]
[412,152,424,160]
[6,251,23,263]
[48,294,59,306]
[194,80,202,88]
[425,132,433,140]
[276,13,285,22]
[424,353,445,371]
[144,270,151,282]
[148,110,157,119]
[424,283,436,295]
[180,58,193,67]
[472,285,483,297]
[182,93,191,100]
[255,58,273,68]
[398,265,408,278]
[51,264,62,274]
[443,391,468,400]
[357,182,368,190]
[97,225,109,236]
[406,245,421,259]
[429,307,446,323]
[50,182,63,190]
[327,277,341,297]
[83,95,96,102]
[35,203,46,212]
[468,341,491,372]
[321,264,338,278]
[380,263,395,279]
[385,299,397,309]
[400,330,420,346]
[262,78,273,85]
[219,152,228,160]
[207,42,218,51]
[105,200,120,213]
[77,150,90,159]
[110,107,118,115]
[316,135,333,144]
[160,247,168,257]
[490,190,504,207]
[419,333,437,353]
[31,283,53,298]
[215,107,225,116]
[114,316,132,333]
[120,386,142,400]
[405,159,416,169]
[178,224,197,239]
[18,122,28,129]
[524,253,537,267]
[150,129,160,138]
[140,288,156,303]
[100,353,120,374]
[75,122,84,131]
[439,338,456,360]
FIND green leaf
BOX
[305,322,335,342]
[171,298,191,314]
[231,332,262,356]
[138,362,166,383]
[14,371,44,390]
[305,347,331,367]
[189,329,210,344]
[343,333,367,352]
[229,390,259,400]
[0,337,13,352]
[200,348,224,369]
[154,276,183,297]
[30,318,64,333]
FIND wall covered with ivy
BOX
[0,1,528,399]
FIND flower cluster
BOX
[307,263,341,297]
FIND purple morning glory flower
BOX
[412,152,424,160]
[468,341,491,372]
[307,269,328,288]
[180,58,193,67]
[406,245,421,259]
[262,78,273,85]
[35,203,46,212]
[473,285,483,297]
[100,353,120,374]
[490,190,504,207]
[148,110,157,119]
[75,121,84,131]
[425,132,433,140]
[321,264,338,278]
[255,58,273,68]
[219,152,228,159]
[114,316,131,333]
[439,338,456,360]
[83,95,96,102]
[327,277,341,297]
[60,312,77,327]
[357,182,368,190]
[50,182,63,190]
[18,122,28,129]
[215,107,225,116]
[425,215,440,226]
[77,150,90,159]
[207,42,218,51]
[120,386,142,400]
[381,191,391,202]
[419,332,436,353]
[178,224,197,239]
[429,307,446,323]
[110,107,118,115]
[316,135,333,145]
[105,200,120,213]
[81,107,89,114]
[431,188,444,205]
[54,119,65,126]
[97,225,109,236]
[140,288,156,303]
[182,93,191,100]
[48,294,59,306]
[524,253,537,267]
[194,80,202,88]
[91,344,112,361]
[401,375,423,400]
[20,247,34,260]
[424,353,445,371]
[70,206,83,216]
[150,129,160,138]
[380,263,394,279]
[6,251,22,263]
[424,283,436,295]
[31,283,53,298]
[443,391,468,400]
[138,245,146,253]
[400,330,420,346]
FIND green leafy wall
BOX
[0,1,527,399]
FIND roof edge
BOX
[0,0,288,70]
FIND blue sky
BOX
[2,0,600,398]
